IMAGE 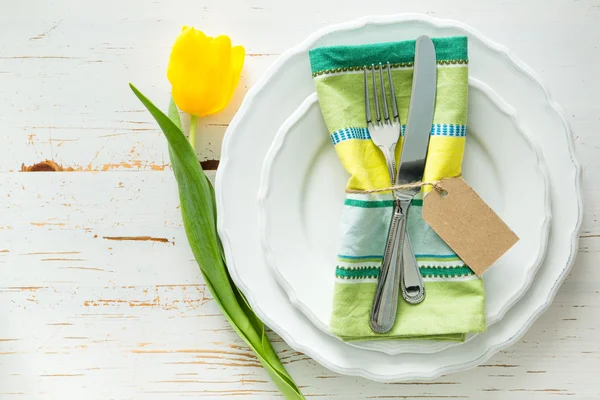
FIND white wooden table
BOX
[1,1,598,398]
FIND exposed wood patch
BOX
[30,222,66,227]
[205,123,229,127]
[29,19,63,40]
[80,285,208,310]
[61,266,107,272]
[21,159,170,172]
[509,388,571,393]
[478,364,519,368]
[25,251,81,255]
[130,349,256,359]
[96,161,170,171]
[21,160,72,172]
[0,56,78,59]
[83,298,170,308]
[165,360,263,369]
[200,159,219,170]
[142,389,279,395]
[102,236,171,243]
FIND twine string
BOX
[345,180,447,194]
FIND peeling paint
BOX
[102,236,170,243]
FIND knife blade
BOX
[370,35,437,333]
[396,35,437,303]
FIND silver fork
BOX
[364,63,404,333]
[364,63,400,184]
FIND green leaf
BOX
[131,84,305,400]
[168,97,182,131]
[168,97,225,265]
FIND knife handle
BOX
[370,199,406,333]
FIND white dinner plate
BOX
[216,14,582,381]
[258,77,550,355]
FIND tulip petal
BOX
[199,35,233,116]
[168,27,216,115]
[205,45,245,115]
[167,27,245,117]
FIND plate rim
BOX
[216,13,583,381]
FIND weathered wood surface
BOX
[1,0,598,398]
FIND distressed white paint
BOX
[0,0,599,398]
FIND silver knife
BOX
[370,35,437,333]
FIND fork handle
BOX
[370,198,410,333]
[378,145,397,185]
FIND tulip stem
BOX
[189,115,198,150]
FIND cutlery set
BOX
[369,35,436,333]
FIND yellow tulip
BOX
[167,26,245,118]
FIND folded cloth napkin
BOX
[308,36,486,342]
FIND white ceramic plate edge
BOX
[256,92,334,338]
[216,13,583,381]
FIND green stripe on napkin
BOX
[309,36,468,75]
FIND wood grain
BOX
[1,0,599,398]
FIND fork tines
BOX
[363,62,399,127]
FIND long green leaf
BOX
[168,97,224,262]
[132,84,305,399]
[145,85,301,395]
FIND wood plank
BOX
[1,0,599,398]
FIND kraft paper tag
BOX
[422,177,519,276]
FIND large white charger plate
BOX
[258,78,550,355]
[216,14,582,381]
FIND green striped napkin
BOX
[308,36,486,341]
